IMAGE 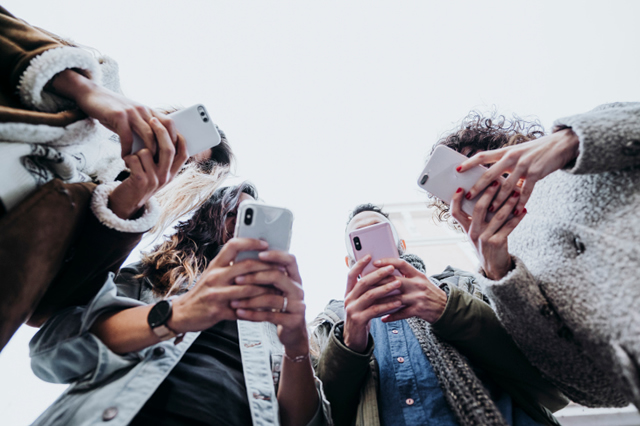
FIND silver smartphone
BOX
[131,104,221,156]
[417,145,506,221]
[233,201,294,263]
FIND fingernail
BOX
[513,209,520,217]
[456,166,462,172]
[260,240,269,247]
[488,205,495,213]
[150,117,158,124]
[258,251,268,259]
[230,301,240,308]
[512,191,520,198]
[523,208,527,214]
[456,187,463,194]
[373,260,382,266]
[236,309,247,316]
[385,265,394,271]
[465,193,472,200]
[492,181,499,187]
[236,276,246,283]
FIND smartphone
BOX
[131,104,221,157]
[417,145,505,221]
[233,201,294,263]
[349,222,403,315]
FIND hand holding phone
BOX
[131,104,221,157]
[417,145,508,221]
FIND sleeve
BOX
[29,275,145,385]
[553,102,640,174]
[430,283,569,420]
[0,6,101,112]
[90,181,161,233]
[315,321,374,426]
[477,256,628,407]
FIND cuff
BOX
[332,321,374,358]
[91,182,160,233]
[18,46,102,113]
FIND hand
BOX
[231,251,311,357]
[50,69,178,156]
[168,238,277,333]
[372,258,447,324]
[342,255,403,353]
[450,182,526,280]
[108,117,188,219]
[457,128,580,215]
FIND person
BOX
[0,5,233,350]
[311,204,567,426]
[427,103,640,408]
[29,182,331,426]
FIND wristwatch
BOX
[148,300,179,341]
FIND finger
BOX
[236,270,303,299]
[345,255,371,296]
[235,305,305,326]
[223,259,276,282]
[372,258,419,278]
[212,238,269,267]
[494,207,527,239]
[118,126,134,158]
[231,295,304,314]
[124,154,144,179]
[149,117,176,185]
[258,251,302,284]
[348,280,402,313]
[350,265,397,300]
[152,110,178,143]
[458,148,505,172]
[215,284,274,302]
[169,134,188,177]
[470,180,500,225]
[515,179,535,215]
[130,109,156,156]
[381,306,415,323]
[359,299,404,322]
[449,187,471,232]
[482,188,520,236]
[490,162,524,212]
[136,149,158,189]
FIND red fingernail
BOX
[456,187,463,194]
[465,193,472,200]
[488,205,495,213]
[456,166,462,172]
[513,209,519,217]
[523,208,527,214]
[491,181,499,187]
[512,191,520,198]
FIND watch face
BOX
[148,300,172,328]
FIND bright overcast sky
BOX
[1,1,639,423]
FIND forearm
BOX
[50,69,97,104]
[90,305,160,354]
[278,354,320,426]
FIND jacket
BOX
[477,102,640,408]
[29,263,332,426]
[311,266,568,426]
[0,6,158,349]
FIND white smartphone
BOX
[131,104,221,157]
[417,145,505,220]
[233,201,294,263]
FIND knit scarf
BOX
[401,254,508,426]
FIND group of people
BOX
[1,4,639,426]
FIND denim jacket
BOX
[29,270,332,426]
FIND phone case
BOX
[234,201,294,262]
[417,145,504,221]
[131,104,221,157]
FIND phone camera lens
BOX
[200,112,205,116]
[420,174,428,185]
[203,117,209,122]
[244,209,253,225]
[353,237,362,251]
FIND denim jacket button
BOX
[153,346,165,357]
[102,407,118,421]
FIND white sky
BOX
[1,1,639,423]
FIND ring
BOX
[281,296,288,313]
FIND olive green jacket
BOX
[311,267,568,426]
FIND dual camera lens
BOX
[244,208,253,226]
[199,109,209,123]
[353,236,362,251]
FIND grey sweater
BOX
[477,102,640,408]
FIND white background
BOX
[1,1,639,424]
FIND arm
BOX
[430,283,569,416]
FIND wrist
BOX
[342,323,369,353]
[166,296,189,335]
[108,182,146,220]
[50,69,96,102]
[556,128,580,166]
[424,286,448,324]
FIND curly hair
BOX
[138,182,258,297]
[427,111,545,227]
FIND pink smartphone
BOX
[349,222,403,316]
[417,145,507,221]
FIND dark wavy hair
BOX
[139,181,258,297]
[346,203,389,227]
[427,111,545,226]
